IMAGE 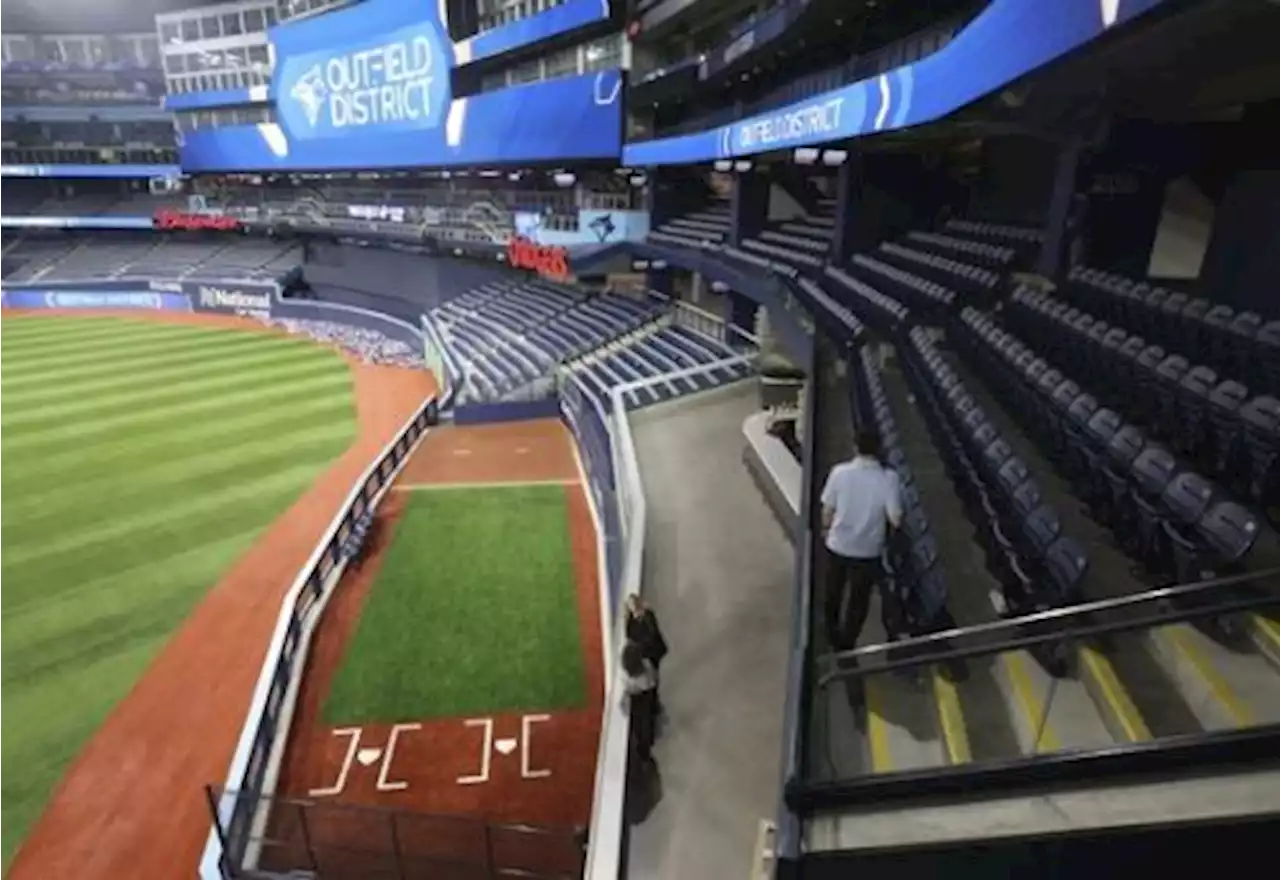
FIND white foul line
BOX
[376,723,422,792]
[308,727,361,797]
[521,714,552,779]
[457,718,494,785]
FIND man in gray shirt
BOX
[820,430,904,651]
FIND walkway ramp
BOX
[625,383,794,880]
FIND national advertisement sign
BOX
[185,281,276,317]
[176,0,621,172]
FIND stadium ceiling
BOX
[1,0,219,33]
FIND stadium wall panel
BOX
[304,242,513,308]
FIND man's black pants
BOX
[825,552,883,651]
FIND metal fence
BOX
[209,788,584,880]
[204,395,440,879]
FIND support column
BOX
[730,168,770,248]
[830,154,943,264]
[1037,140,1083,278]
[830,156,863,265]
[647,268,673,297]
[728,291,757,339]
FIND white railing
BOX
[584,353,757,879]
[199,394,440,880]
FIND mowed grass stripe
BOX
[3,529,264,681]
[0,320,269,369]
[1,317,223,354]
[1,316,358,867]
[4,355,345,433]
[4,424,354,545]
[1,329,297,384]
[2,527,264,620]
[3,370,352,457]
[3,458,332,573]
[323,485,587,724]
[2,394,353,494]
[3,634,165,871]
[1,343,329,410]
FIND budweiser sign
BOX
[507,236,570,281]
[153,209,241,231]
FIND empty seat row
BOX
[1065,266,1280,394]
[878,242,1003,296]
[845,254,954,317]
[741,237,824,269]
[903,327,1090,615]
[944,218,1043,246]
[1007,286,1280,508]
[905,230,1017,268]
[759,229,829,254]
[852,345,949,630]
[822,266,912,329]
[954,307,1264,586]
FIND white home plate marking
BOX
[376,723,421,792]
[309,727,362,797]
[521,714,552,779]
[457,717,494,785]
[494,737,518,756]
[356,747,383,767]
[453,448,473,456]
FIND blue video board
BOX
[624,0,1169,166]
[174,0,621,172]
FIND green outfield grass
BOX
[323,484,587,724]
[0,315,357,867]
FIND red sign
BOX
[152,209,241,232]
[507,236,571,281]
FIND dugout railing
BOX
[207,788,585,879]
[200,392,441,879]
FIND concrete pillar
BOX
[1037,140,1084,278]
[730,168,770,247]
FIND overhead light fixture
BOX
[714,159,733,172]
[711,280,729,293]
[733,160,752,173]
[793,148,820,165]
[634,260,651,270]
[822,149,849,166]
[553,171,576,187]
[652,260,668,270]
[629,174,647,187]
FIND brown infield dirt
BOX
[3,309,437,880]
[264,419,605,878]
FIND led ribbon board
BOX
[175,0,622,172]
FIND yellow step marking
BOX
[930,666,972,764]
[863,676,895,773]
[1078,645,1152,743]
[1167,625,1255,727]
[1005,652,1061,752]
[1248,613,1280,669]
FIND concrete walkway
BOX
[625,383,794,880]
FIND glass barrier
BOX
[798,571,1280,795]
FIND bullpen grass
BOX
[0,315,357,867]
[323,484,587,724]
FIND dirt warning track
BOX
[4,310,436,880]
[270,418,605,868]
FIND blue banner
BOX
[1,290,192,311]
[0,216,153,230]
[170,0,620,171]
[624,0,1168,166]
[456,0,611,65]
[165,87,268,112]
[178,69,622,171]
[0,164,181,178]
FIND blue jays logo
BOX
[588,213,616,242]
[291,64,328,128]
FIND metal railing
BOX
[200,393,441,879]
[208,788,584,880]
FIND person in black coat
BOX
[625,594,668,713]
